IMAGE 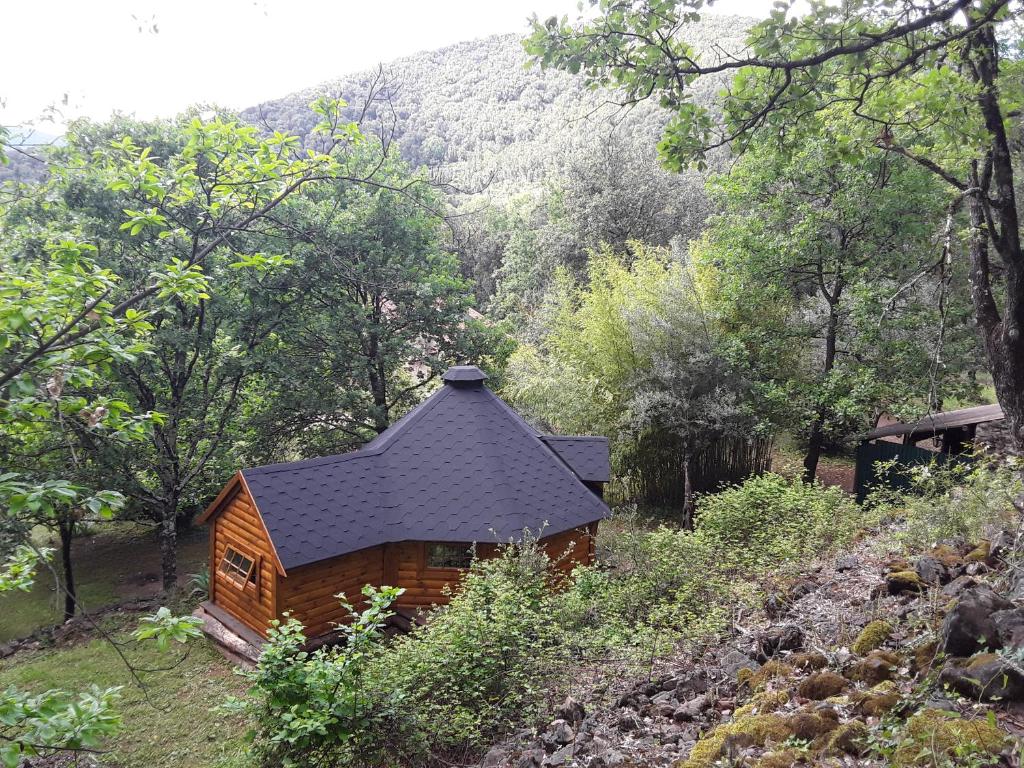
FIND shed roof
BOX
[211,366,610,571]
[864,403,1005,441]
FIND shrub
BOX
[558,524,734,658]
[368,534,565,760]
[225,585,406,768]
[696,473,864,571]
[870,456,1022,550]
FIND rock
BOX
[788,578,817,601]
[915,556,949,585]
[993,608,1024,648]
[482,746,510,768]
[720,649,760,680]
[675,670,709,698]
[672,694,710,722]
[1008,568,1024,601]
[616,711,643,732]
[797,671,848,700]
[851,619,893,655]
[847,650,899,685]
[853,689,900,717]
[940,653,1024,701]
[989,530,1015,562]
[835,555,859,572]
[555,696,586,725]
[942,575,978,597]
[756,625,804,661]
[941,585,1014,656]
[965,561,989,576]
[911,639,940,676]
[516,749,544,768]
[886,570,924,595]
[590,749,625,768]
[651,690,674,706]
[543,720,575,748]
[542,745,574,767]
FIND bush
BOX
[696,473,865,571]
[559,524,735,658]
[225,586,406,768]
[869,456,1022,550]
[369,534,565,760]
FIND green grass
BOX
[0,618,253,768]
[0,524,209,644]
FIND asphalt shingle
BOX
[240,366,610,570]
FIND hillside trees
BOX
[239,150,501,461]
[506,244,752,522]
[694,112,981,480]
[17,101,376,593]
[526,0,1024,456]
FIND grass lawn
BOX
[0,523,209,644]
[0,615,253,768]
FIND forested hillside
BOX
[241,21,747,197]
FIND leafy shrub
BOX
[369,535,565,760]
[870,455,1022,550]
[225,586,406,768]
[696,473,864,570]
[559,524,735,658]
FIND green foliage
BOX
[870,456,1023,549]
[0,685,123,768]
[132,607,203,651]
[227,585,406,768]
[372,537,564,758]
[696,473,865,571]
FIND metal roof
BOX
[236,366,610,571]
[865,403,1005,441]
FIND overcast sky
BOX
[1,0,779,131]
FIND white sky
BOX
[1,0,779,131]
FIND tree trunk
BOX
[803,298,841,482]
[58,517,76,621]
[159,501,179,594]
[682,453,695,530]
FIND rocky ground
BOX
[483,526,1024,768]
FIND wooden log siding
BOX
[209,484,278,637]
[210,509,598,638]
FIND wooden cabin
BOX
[197,365,610,642]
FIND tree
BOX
[694,110,980,479]
[526,0,1024,455]
[506,243,751,523]
[241,149,500,460]
[14,99,379,593]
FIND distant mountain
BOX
[242,19,751,200]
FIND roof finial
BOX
[442,365,488,386]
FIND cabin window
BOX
[425,543,472,569]
[219,545,257,588]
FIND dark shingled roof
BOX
[540,437,611,483]
[238,366,610,570]
[865,403,1005,441]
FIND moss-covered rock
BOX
[826,719,868,755]
[852,620,893,655]
[910,638,939,676]
[884,557,912,573]
[886,570,924,595]
[738,659,793,691]
[852,689,900,717]
[965,539,991,563]
[753,748,807,768]
[734,689,791,718]
[797,671,848,700]
[931,543,963,569]
[787,712,838,740]
[680,713,794,768]
[788,651,828,670]
[892,708,1008,766]
[848,649,900,685]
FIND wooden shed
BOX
[197,365,610,643]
